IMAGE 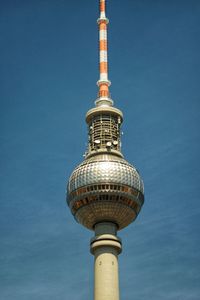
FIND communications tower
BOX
[66,1,144,299]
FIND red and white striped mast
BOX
[96,0,113,106]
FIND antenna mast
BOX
[97,0,111,102]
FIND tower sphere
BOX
[67,153,144,230]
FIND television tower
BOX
[66,1,144,299]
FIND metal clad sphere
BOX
[67,154,144,230]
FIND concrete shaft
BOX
[90,223,122,300]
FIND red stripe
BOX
[99,62,108,73]
[99,40,107,51]
[100,0,105,13]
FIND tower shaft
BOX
[90,223,122,300]
[66,0,145,299]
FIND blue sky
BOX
[0,0,200,299]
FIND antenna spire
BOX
[96,0,112,106]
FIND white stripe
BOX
[100,73,108,81]
[99,30,107,40]
[100,12,106,18]
[99,50,107,62]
